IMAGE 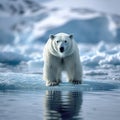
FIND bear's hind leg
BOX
[56,70,62,84]
[71,65,82,84]
[70,80,82,84]
[67,65,82,84]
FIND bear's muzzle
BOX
[60,47,64,53]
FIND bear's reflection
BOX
[44,91,82,120]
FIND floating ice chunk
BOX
[81,54,105,67]
[85,70,108,76]
[27,59,43,73]
[99,53,120,65]
[0,51,30,65]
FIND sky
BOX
[45,0,120,15]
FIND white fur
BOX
[43,33,82,86]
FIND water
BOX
[0,73,120,120]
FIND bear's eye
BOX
[64,40,67,43]
[56,40,59,43]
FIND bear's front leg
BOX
[46,80,59,86]
[43,63,60,86]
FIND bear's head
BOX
[49,33,74,57]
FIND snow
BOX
[81,42,120,67]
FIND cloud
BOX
[0,30,14,45]
[46,0,120,15]
[0,51,30,65]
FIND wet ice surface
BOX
[0,73,120,120]
[0,72,120,91]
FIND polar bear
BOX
[43,33,82,86]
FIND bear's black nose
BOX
[60,47,64,53]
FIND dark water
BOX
[45,91,83,120]
[0,89,120,120]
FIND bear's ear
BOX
[49,34,55,39]
[69,34,73,39]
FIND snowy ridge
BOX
[0,0,46,16]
